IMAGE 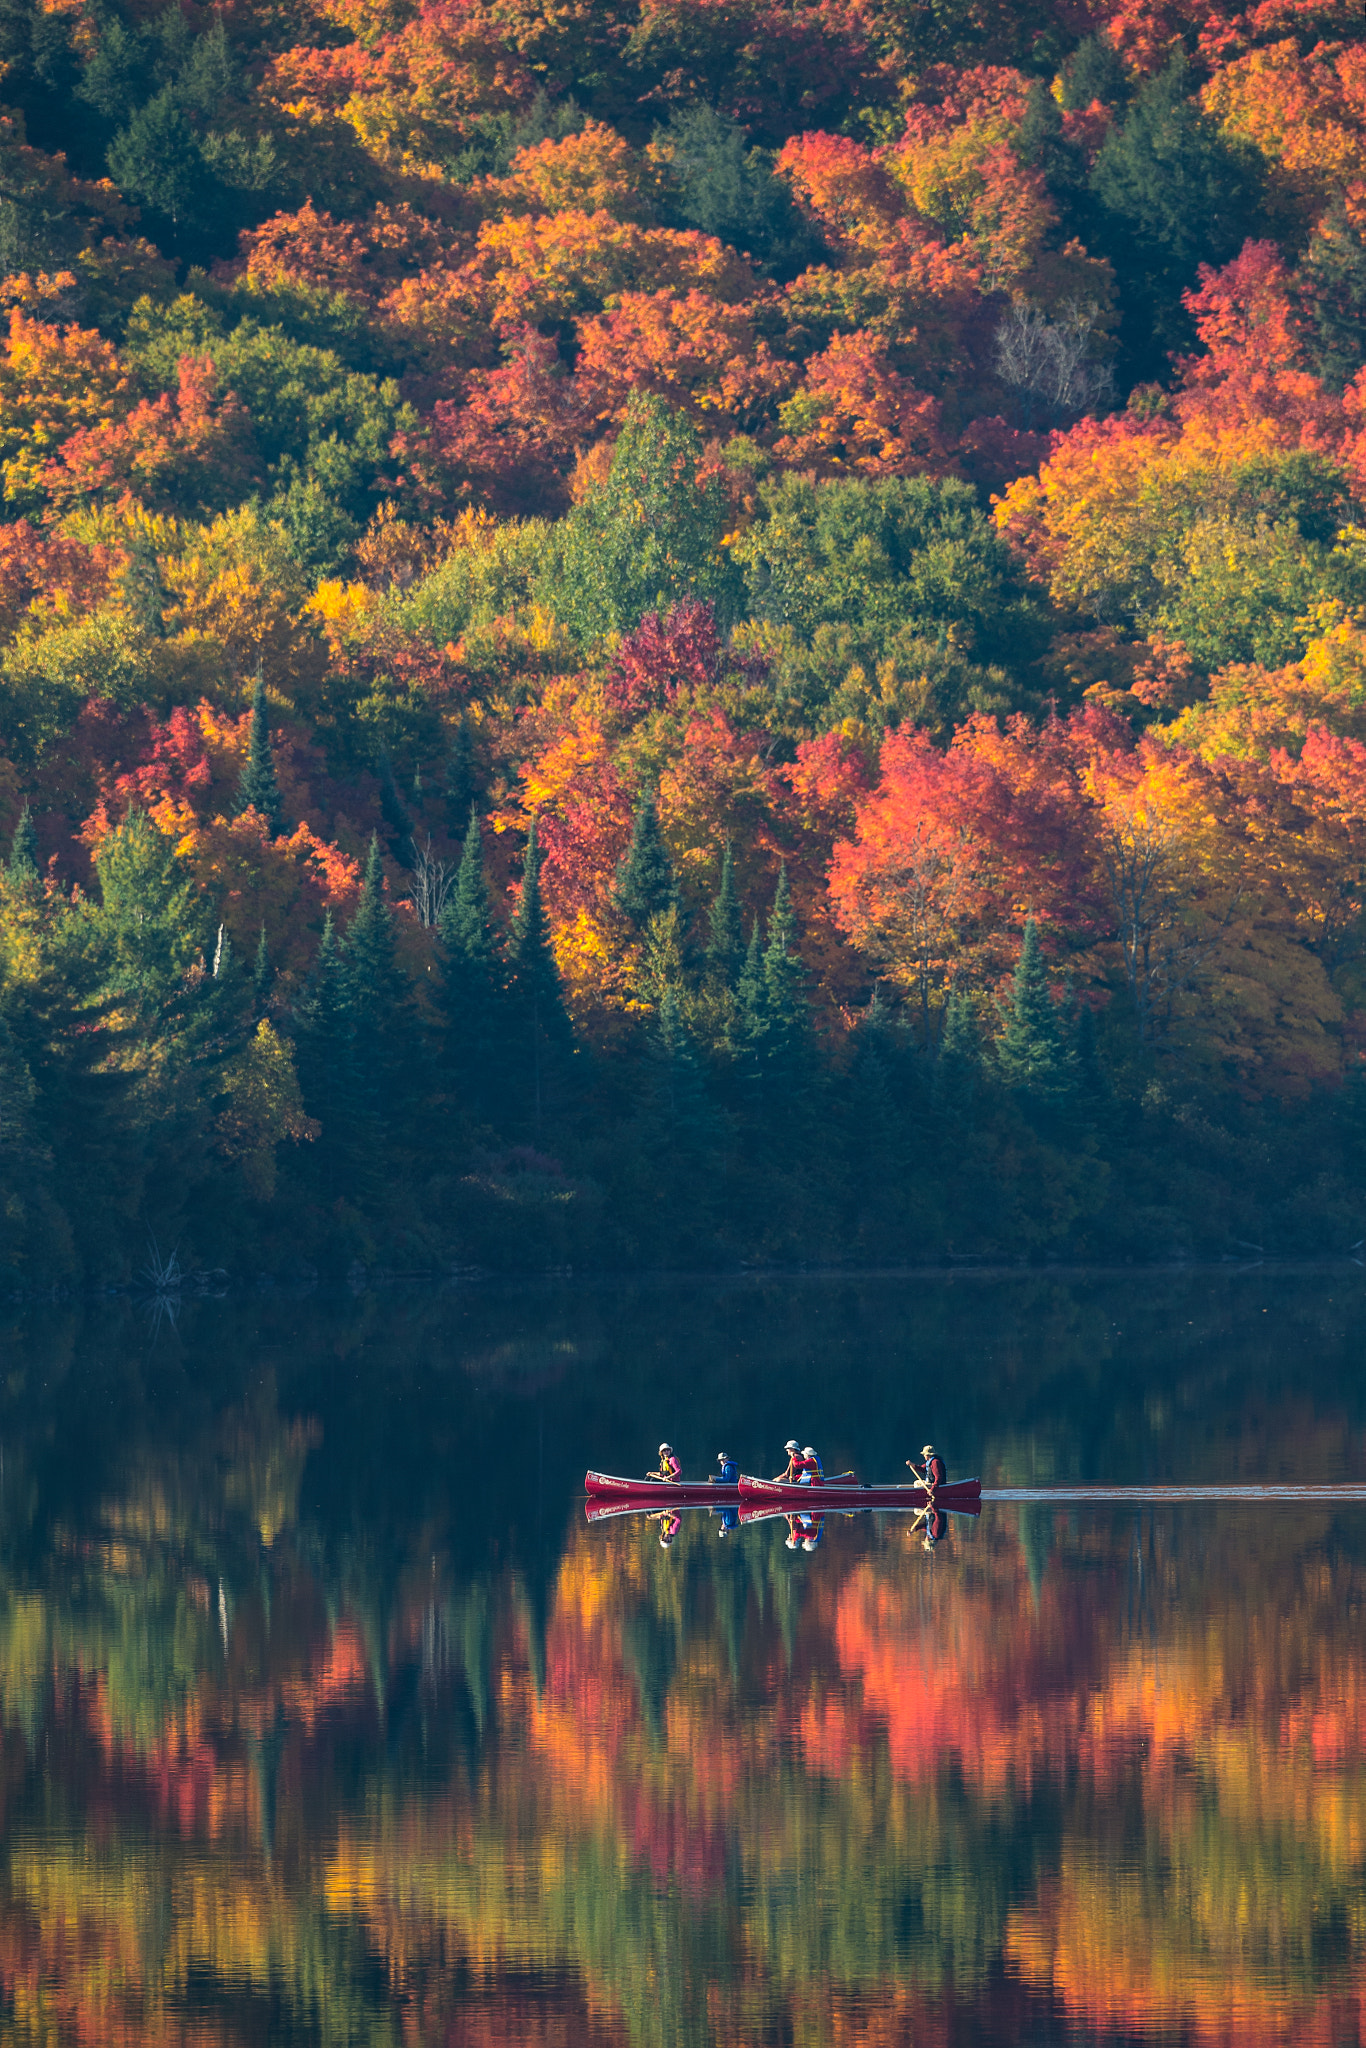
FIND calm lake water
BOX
[1,1270,1365,2046]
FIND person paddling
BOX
[650,1442,681,1481]
[712,1452,738,1484]
[799,1445,824,1485]
[774,1439,802,1482]
[907,1444,946,1491]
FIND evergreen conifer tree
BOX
[253,925,272,1009]
[935,989,980,1113]
[445,717,477,835]
[996,919,1073,1098]
[735,917,767,1053]
[706,842,744,986]
[7,804,38,884]
[612,791,677,932]
[437,808,504,1126]
[291,912,358,1201]
[762,867,807,1059]
[506,820,573,1138]
[344,835,419,1163]
[236,674,284,836]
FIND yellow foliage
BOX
[214,1019,319,1200]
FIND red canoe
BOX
[737,1474,982,1511]
[585,1470,740,1506]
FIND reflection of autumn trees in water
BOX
[0,1274,1364,2047]
[0,1410,1364,2046]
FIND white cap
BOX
[922,1444,936,1456]
[785,1439,800,1452]
[718,1523,730,1537]
[802,1536,818,1550]
[785,1533,799,1548]
[803,1447,816,1458]
[659,1442,672,1454]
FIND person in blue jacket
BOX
[713,1452,738,1484]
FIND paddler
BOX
[712,1452,738,1484]
[906,1443,946,1491]
[650,1442,681,1481]
[774,1439,802,1481]
[799,1445,824,1485]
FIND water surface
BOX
[1,1270,1364,2045]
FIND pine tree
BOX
[706,842,744,986]
[506,820,573,1139]
[996,919,1073,1098]
[612,790,677,932]
[236,674,284,836]
[7,804,38,884]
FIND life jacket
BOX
[717,1456,737,1483]
[923,1453,946,1490]
[797,1452,823,1483]
[659,1452,681,1481]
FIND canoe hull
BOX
[737,1474,982,1511]
[585,1470,740,1506]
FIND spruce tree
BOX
[7,804,38,884]
[762,866,807,1059]
[253,925,272,1009]
[706,842,744,986]
[996,919,1073,1098]
[735,917,767,1054]
[612,790,677,932]
[236,674,284,836]
[437,808,504,1125]
[935,989,980,1114]
[344,836,418,1157]
[506,820,573,1138]
[291,912,357,1201]
[445,717,477,835]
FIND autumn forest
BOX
[1,0,1365,1276]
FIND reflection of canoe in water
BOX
[738,1474,982,1511]
[584,1495,982,1525]
[585,1470,740,1507]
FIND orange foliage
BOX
[474,209,755,326]
[776,131,904,252]
[43,356,262,513]
[773,329,950,476]
[573,288,793,433]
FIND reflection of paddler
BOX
[785,1508,824,1551]
[909,1503,947,1551]
[648,1508,682,1548]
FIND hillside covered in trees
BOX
[0,0,1364,1278]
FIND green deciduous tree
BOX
[537,395,742,642]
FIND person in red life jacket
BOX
[774,1439,802,1481]
[907,1444,946,1491]
[650,1442,681,1481]
[648,1507,682,1547]
[799,1445,824,1485]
